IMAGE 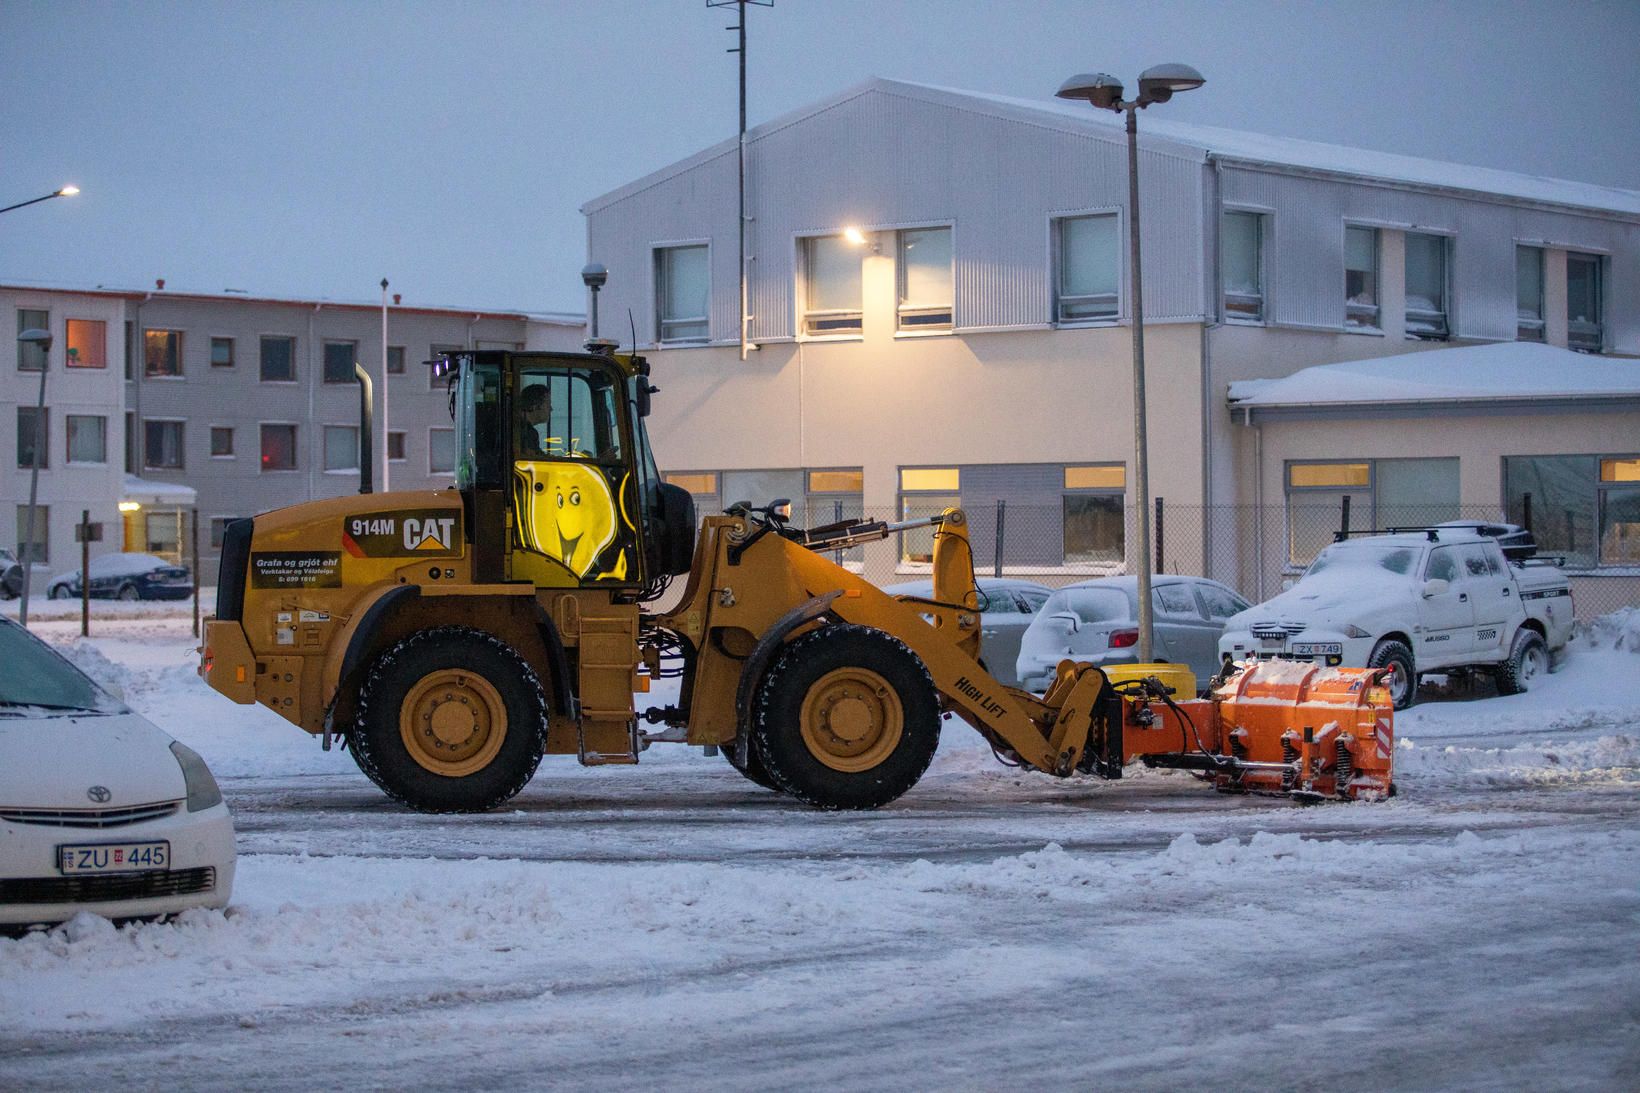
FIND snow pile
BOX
[52,638,131,696]
[1577,606,1640,652]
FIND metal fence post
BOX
[80,509,91,638]
[1522,491,1533,534]
[1340,494,1352,537]
[993,500,1006,577]
[1154,496,1164,574]
[191,508,201,638]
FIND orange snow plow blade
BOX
[1097,661,1395,802]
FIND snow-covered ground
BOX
[3,611,1638,1090]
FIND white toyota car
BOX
[0,618,235,929]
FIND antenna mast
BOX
[708,0,772,361]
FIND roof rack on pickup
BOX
[1330,521,1539,561]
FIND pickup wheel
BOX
[1495,630,1547,696]
[351,626,547,813]
[1367,640,1416,710]
[752,624,940,810]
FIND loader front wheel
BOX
[351,626,547,813]
[753,625,940,810]
[1367,639,1416,710]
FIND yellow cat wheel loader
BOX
[200,347,1395,812]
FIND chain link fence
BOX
[823,500,1639,624]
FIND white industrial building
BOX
[581,78,1639,611]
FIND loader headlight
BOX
[170,741,224,812]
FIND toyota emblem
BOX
[87,785,112,804]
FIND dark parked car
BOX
[882,577,1053,688]
[0,548,21,600]
[46,553,192,602]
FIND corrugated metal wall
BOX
[587,85,1209,343]
[1220,165,1640,348]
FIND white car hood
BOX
[0,712,186,808]
[1228,570,1406,630]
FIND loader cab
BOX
[441,349,694,595]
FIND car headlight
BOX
[169,741,223,812]
[1343,624,1371,639]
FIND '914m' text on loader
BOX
[200,348,1395,812]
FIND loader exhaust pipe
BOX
[355,363,375,494]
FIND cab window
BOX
[516,367,624,464]
[1425,547,1460,583]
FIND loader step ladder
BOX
[575,612,641,765]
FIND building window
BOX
[429,428,455,474]
[387,431,406,461]
[209,517,246,550]
[1054,214,1119,323]
[897,227,953,331]
[210,336,235,367]
[66,319,106,368]
[1516,246,1545,342]
[1567,252,1604,352]
[16,407,47,468]
[805,468,866,562]
[802,235,863,335]
[124,320,134,380]
[1505,454,1639,567]
[1221,211,1264,322]
[1063,465,1126,566]
[144,419,185,470]
[66,415,106,464]
[210,426,234,458]
[145,330,182,377]
[655,244,709,344]
[1286,458,1459,565]
[665,471,720,515]
[1344,226,1379,329]
[323,340,357,384]
[1404,232,1449,339]
[323,425,359,472]
[431,344,462,388]
[260,335,296,382]
[260,424,297,471]
[387,346,405,374]
[17,309,48,371]
[899,467,960,563]
[14,504,48,564]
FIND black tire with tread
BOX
[1367,639,1417,710]
[1495,629,1547,696]
[752,624,940,810]
[722,740,783,793]
[351,626,547,813]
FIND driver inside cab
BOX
[519,384,551,458]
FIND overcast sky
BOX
[3,0,1636,314]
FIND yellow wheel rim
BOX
[399,669,508,778]
[799,667,904,773]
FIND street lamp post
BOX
[1056,64,1205,664]
[0,185,79,217]
[16,328,52,626]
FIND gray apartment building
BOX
[4,283,582,587]
[581,78,1640,610]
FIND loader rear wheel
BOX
[351,626,547,813]
[753,624,940,810]
[1367,639,1416,710]
[1495,630,1547,696]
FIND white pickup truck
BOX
[1219,527,1573,708]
